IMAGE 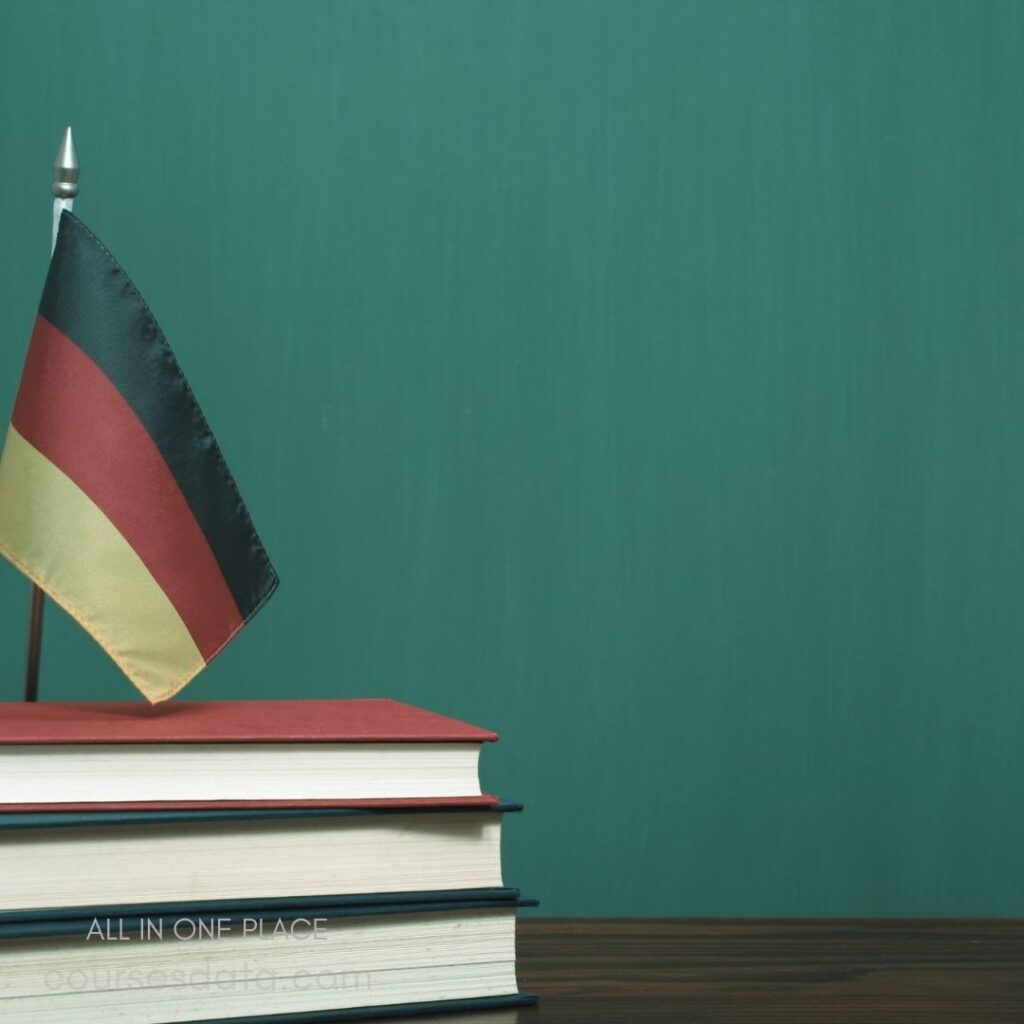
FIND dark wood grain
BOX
[416,919,1024,1023]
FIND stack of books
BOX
[0,699,536,1022]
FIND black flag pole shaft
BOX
[24,127,80,702]
[24,586,44,701]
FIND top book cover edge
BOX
[0,700,498,745]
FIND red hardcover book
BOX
[0,699,498,809]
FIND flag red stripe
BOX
[12,315,244,661]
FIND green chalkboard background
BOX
[1,0,1023,915]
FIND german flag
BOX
[0,212,278,702]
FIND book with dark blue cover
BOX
[0,802,524,921]
[0,894,539,1022]
[0,890,536,935]
[0,800,523,831]
[189,994,539,1022]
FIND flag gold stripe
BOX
[0,425,205,702]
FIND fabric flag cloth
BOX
[0,211,278,703]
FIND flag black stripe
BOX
[37,211,277,621]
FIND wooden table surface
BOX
[422,918,1024,1023]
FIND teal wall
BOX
[2,0,1023,916]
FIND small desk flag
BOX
[0,212,278,702]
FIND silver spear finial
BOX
[52,126,79,199]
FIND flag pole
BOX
[24,126,79,702]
